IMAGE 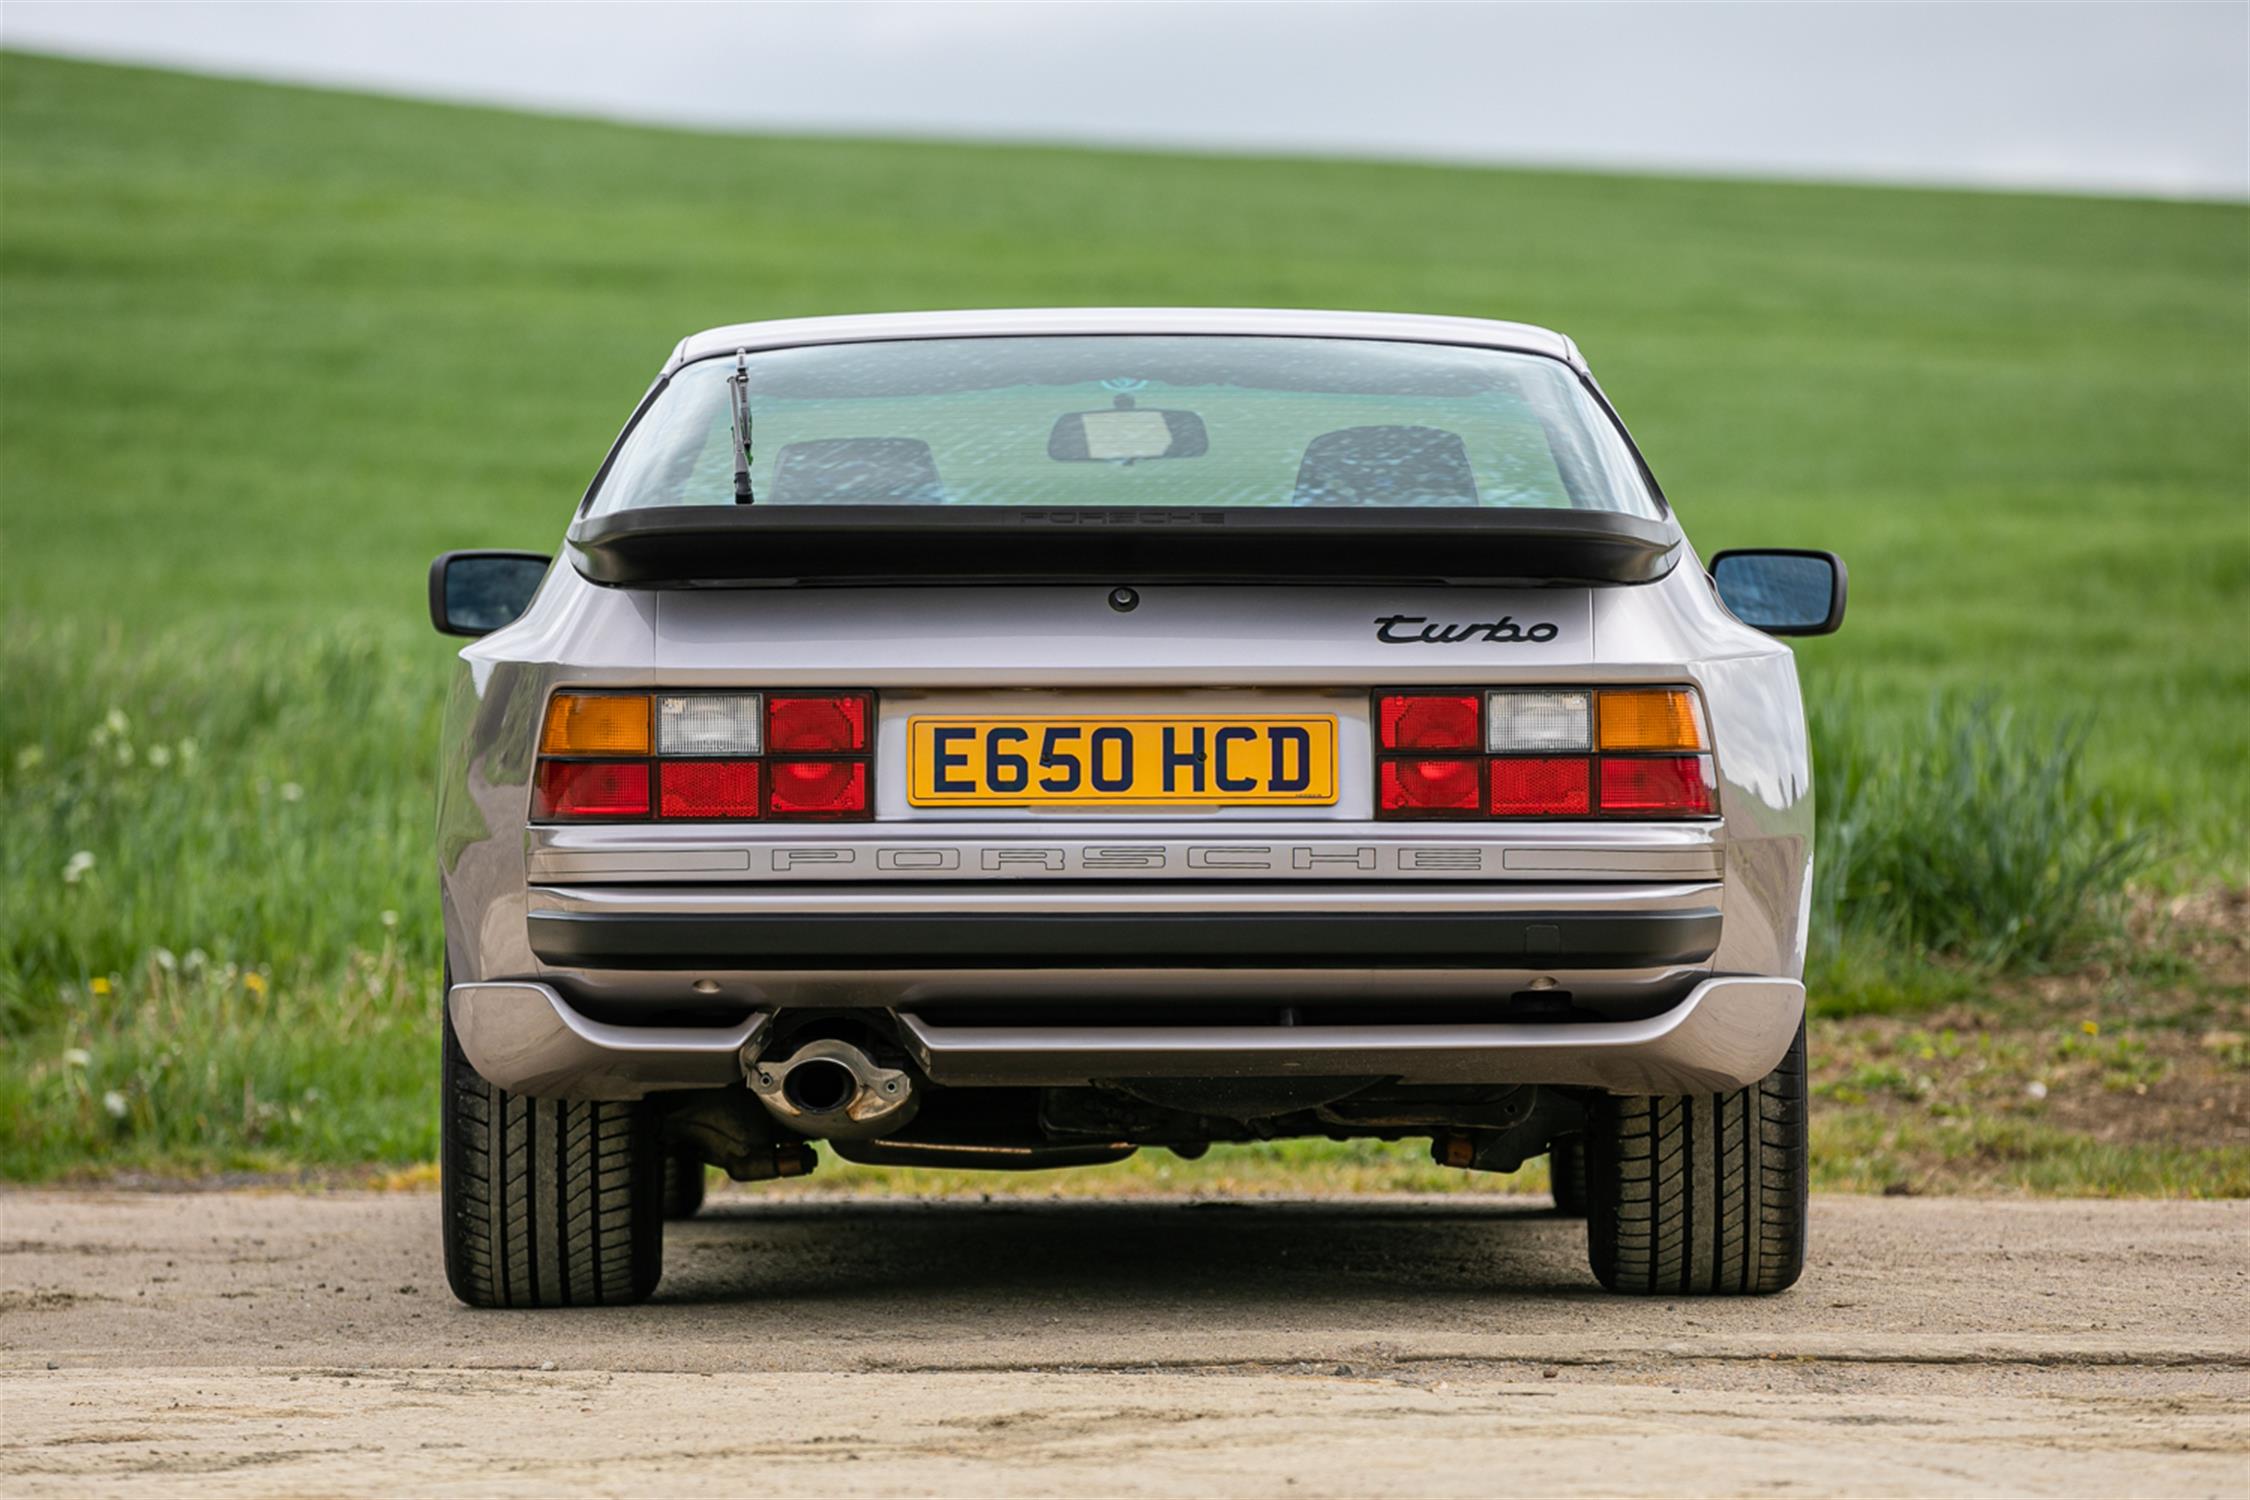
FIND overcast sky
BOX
[4,2,2244,199]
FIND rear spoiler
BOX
[566,506,1682,589]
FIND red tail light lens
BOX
[768,694,870,754]
[1380,757,1483,814]
[1489,757,1593,816]
[1378,694,1480,751]
[767,759,867,818]
[534,761,650,820]
[658,761,762,820]
[1598,755,1717,816]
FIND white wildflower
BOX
[114,742,135,767]
[147,744,172,769]
[2024,1080,2048,1100]
[104,708,130,737]
[62,1048,90,1069]
[380,910,399,929]
[102,1090,128,1120]
[62,850,95,885]
[14,745,43,772]
[184,948,208,974]
[153,947,177,973]
[177,738,199,764]
[280,782,304,803]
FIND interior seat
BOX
[770,437,945,506]
[1290,425,1478,507]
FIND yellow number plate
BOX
[907,716,1338,807]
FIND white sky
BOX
[4,2,2245,199]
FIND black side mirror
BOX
[1709,549,1847,636]
[429,550,551,637]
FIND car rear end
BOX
[430,312,1830,1306]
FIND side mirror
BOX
[429,550,550,637]
[1709,549,1847,637]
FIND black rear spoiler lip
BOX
[564,505,1683,589]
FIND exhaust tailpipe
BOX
[746,1038,919,1140]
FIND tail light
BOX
[1374,686,1716,819]
[533,690,874,822]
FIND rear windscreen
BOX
[585,335,1661,520]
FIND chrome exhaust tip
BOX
[746,1038,920,1141]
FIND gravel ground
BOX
[2,1190,2245,1496]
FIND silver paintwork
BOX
[898,975,1804,1094]
[438,310,1815,1099]
[443,974,1804,1098]
[449,980,766,1100]
[526,824,1725,884]
[664,307,1584,375]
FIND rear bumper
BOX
[526,905,1721,970]
[448,973,1804,1100]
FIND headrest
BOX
[771,437,944,506]
[1291,425,1478,507]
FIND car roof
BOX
[665,308,1584,373]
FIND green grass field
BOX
[2,52,2244,1184]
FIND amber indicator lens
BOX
[1596,688,1706,752]
[540,694,652,756]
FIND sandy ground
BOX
[1,1191,2244,1497]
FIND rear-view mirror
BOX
[429,550,550,637]
[1710,549,1847,636]
[1048,406,1209,462]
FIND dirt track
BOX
[2,1190,2244,1496]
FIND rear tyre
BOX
[1584,1021,1808,1295]
[1547,1135,1588,1217]
[441,996,665,1308]
[661,1151,708,1221]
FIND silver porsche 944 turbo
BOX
[429,309,1846,1307]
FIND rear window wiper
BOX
[729,348,755,504]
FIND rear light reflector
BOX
[1486,690,1591,752]
[658,760,762,819]
[1598,755,1717,816]
[534,760,650,820]
[658,694,763,756]
[768,694,870,754]
[1380,757,1483,814]
[1377,694,1481,751]
[1596,688,1706,752]
[540,694,651,755]
[1488,757,1592,816]
[767,759,868,818]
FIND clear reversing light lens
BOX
[1487,690,1591,753]
[658,693,763,756]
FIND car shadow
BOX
[655,1196,1605,1311]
